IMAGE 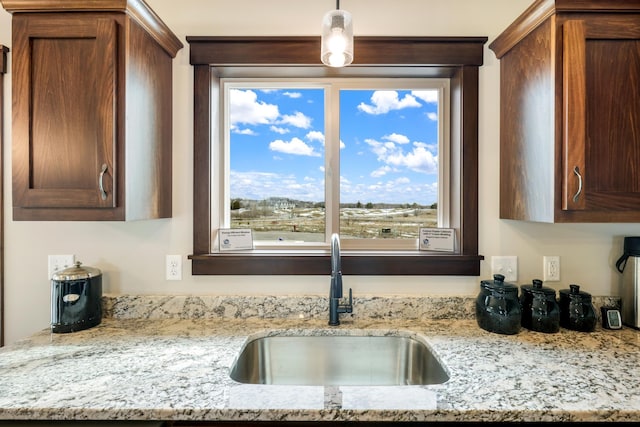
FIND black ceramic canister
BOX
[51,262,103,333]
[520,279,543,329]
[476,274,522,335]
[520,279,560,333]
[530,285,560,333]
[558,284,597,332]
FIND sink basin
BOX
[229,333,449,386]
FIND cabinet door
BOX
[562,16,640,212]
[12,15,117,209]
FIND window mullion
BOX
[212,79,228,252]
[325,84,341,241]
[439,84,451,228]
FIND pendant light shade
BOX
[321,2,353,67]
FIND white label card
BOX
[419,228,455,252]
[219,229,254,251]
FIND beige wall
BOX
[2,0,639,344]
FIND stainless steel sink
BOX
[229,334,449,386]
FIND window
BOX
[219,80,449,250]
[188,36,486,275]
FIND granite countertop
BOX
[1,295,640,423]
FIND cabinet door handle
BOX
[99,163,108,200]
[572,166,583,203]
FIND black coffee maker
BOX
[51,261,102,333]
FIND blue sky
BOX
[229,86,439,205]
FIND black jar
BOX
[520,279,543,329]
[476,274,522,335]
[51,261,102,333]
[558,284,597,332]
[520,279,559,332]
[530,286,560,333]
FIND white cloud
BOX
[365,138,438,174]
[366,139,388,156]
[279,111,312,129]
[269,137,321,157]
[371,166,392,178]
[229,89,279,126]
[383,133,410,144]
[412,90,438,103]
[270,126,289,134]
[229,171,278,200]
[286,182,303,190]
[233,127,257,135]
[414,141,438,154]
[339,176,438,205]
[283,91,302,98]
[427,112,438,121]
[357,91,421,115]
[306,130,325,143]
[230,170,323,201]
[386,143,438,174]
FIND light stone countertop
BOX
[0,295,639,423]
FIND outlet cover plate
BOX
[166,255,183,281]
[543,255,560,282]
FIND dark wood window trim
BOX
[187,36,486,276]
[1,44,8,345]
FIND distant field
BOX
[231,206,437,242]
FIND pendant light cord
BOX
[336,0,340,10]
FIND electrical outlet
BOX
[543,255,560,282]
[48,254,76,279]
[166,255,182,280]
[491,256,518,282]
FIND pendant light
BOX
[321,0,354,67]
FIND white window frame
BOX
[214,78,450,252]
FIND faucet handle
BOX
[343,288,353,313]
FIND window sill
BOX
[189,252,484,275]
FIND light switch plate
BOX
[48,254,75,280]
[491,256,518,282]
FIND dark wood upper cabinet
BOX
[490,0,640,223]
[1,0,183,220]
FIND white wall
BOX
[2,0,639,344]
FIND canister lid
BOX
[480,273,518,292]
[522,279,556,296]
[51,261,101,281]
[559,284,592,301]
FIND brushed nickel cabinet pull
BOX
[572,166,583,203]
[99,163,108,200]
